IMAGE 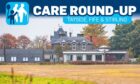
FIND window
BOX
[70,55,73,61]
[68,55,73,61]
[77,55,82,61]
[61,43,65,47]
[11,57,16,62]
[23,57,28,62]
[67,54,73,61]
[86,55,92,61]
[61,40,66,47]
[35,57,40,61]
[72,43,76,50]
[0,57,4,62]
[96,55,102,61]
[82,43,86,50]
[115,54,125,61]
[61,42,65,47]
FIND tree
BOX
[0,33,17,48]
[17,35,31,49]
[110,20,140,57]
[54,45,63,62]
[32,36,51,49]
[110,24,135,49]
[82,24,108,48]
[128,47,135,58]
[0,37,3,48]
[136,55,140,62]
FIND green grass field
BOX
[0,72,95,84]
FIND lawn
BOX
[0,72,94,84]
[0,64,140,84]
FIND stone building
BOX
[51,26,128,63]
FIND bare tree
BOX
[31,35,51,49]
[17,35,31,49]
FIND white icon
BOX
[13,4,18,22]
[12,3,28,23]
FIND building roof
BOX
[63,50,127,54]
[51,27,92,45]
[57,27,65,33]
[51,37,92,44]
[0,49,43,56]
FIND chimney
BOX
[69,32,72,37]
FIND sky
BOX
[0,15,139,41]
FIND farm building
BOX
[0,49,44,62]
[0,49,57,63]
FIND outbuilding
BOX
[0,49,44,63]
